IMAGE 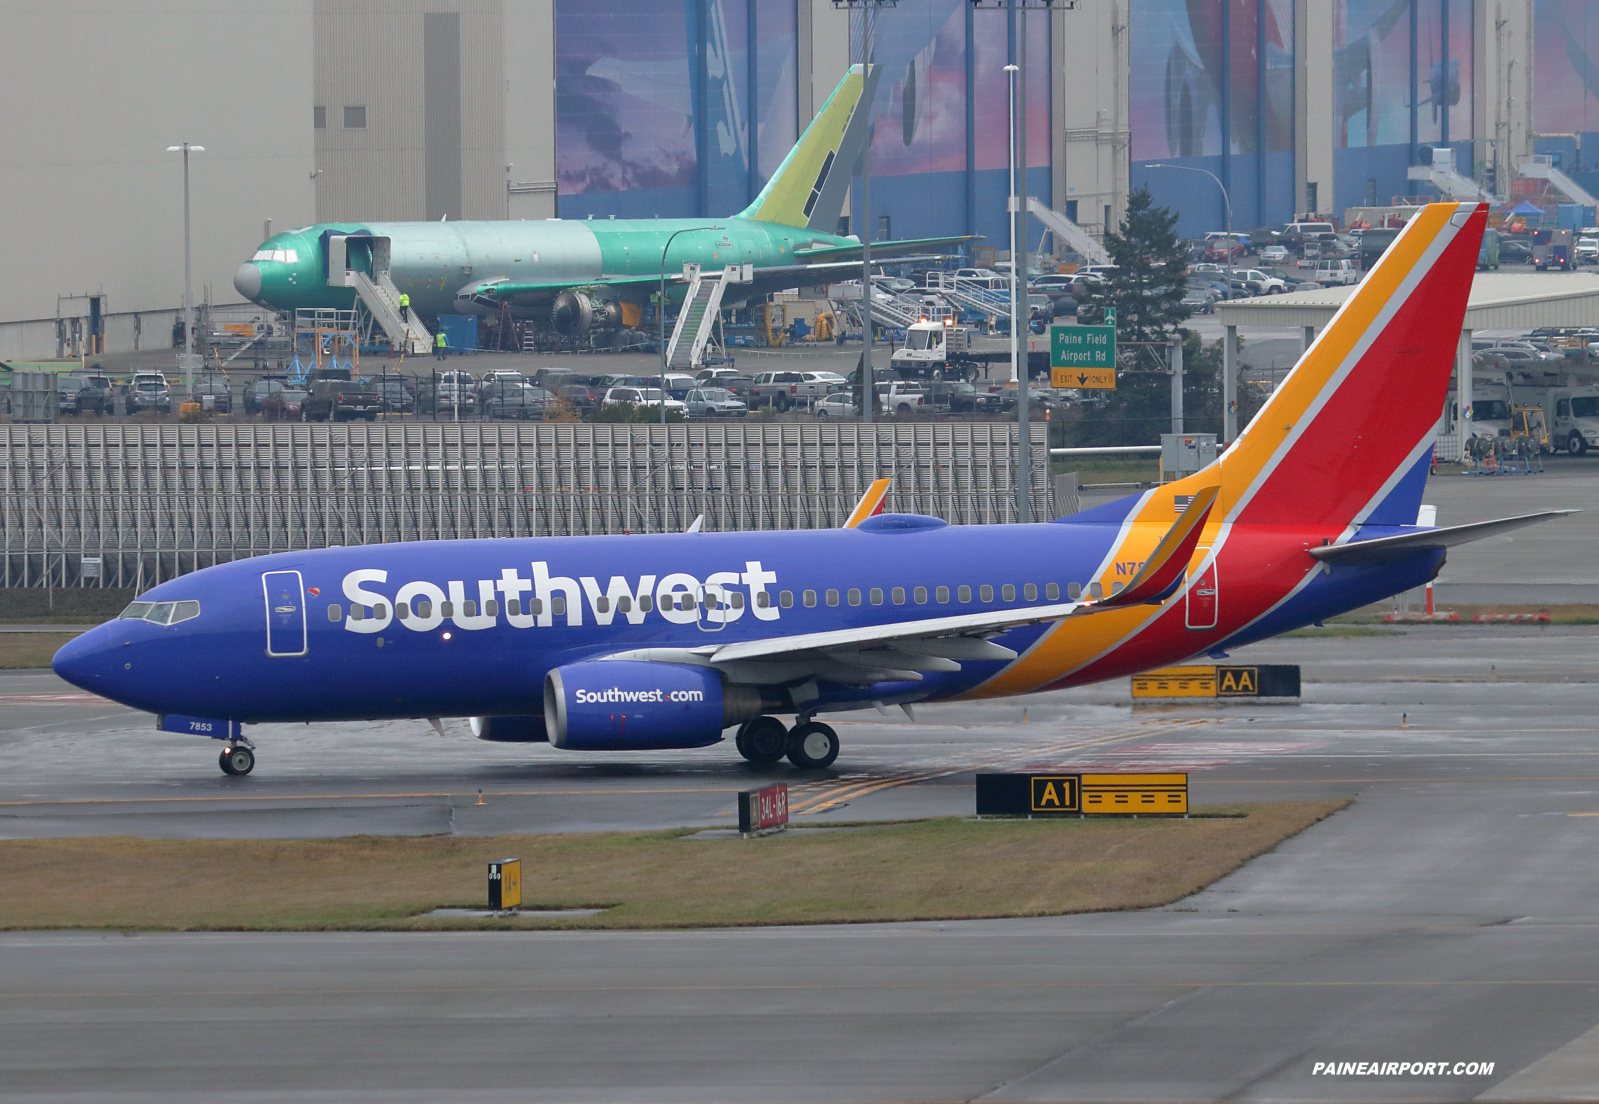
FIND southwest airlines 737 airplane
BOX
[230,65,961,333]
[54,202,1571,775]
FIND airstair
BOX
[1517,155,1599,208]
[325,234,433,355]
[1027,198,1112,265]
[1407,147,1495,203]
[665,264,747,371]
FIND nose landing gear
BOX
[218,739,256,776]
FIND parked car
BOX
[1499,239,1534,264]
[874,379,927,415]
[373,374,415,415]
[925,380,980,412]
[261,388,308,421]
[602,386,687,414]
[814,385,857,418]
[128,376,172,414]
[1234,268,1289,293]
[245,375,288,414]
[1030,274,1078,293]
[481,381,549,420]
[1577,237,1599,265]
[434,369,476,414]
[1313,258,1361,285]
[58,372,113,415]
[1181,289,1217,314]
[1260,244,1290,264]
[684,387,747,418]
[190,373,233,413]
[1202,233,1248,263]
[558,382,602,414]
[303,377,380,422]
[751,369,832,410]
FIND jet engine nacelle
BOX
[542,661,763,751]
[470,715,548,742]
[550,290,622,335]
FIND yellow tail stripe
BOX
[843,478,892,528]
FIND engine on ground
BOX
[550,290,622,335]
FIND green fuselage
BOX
[235,217,852,320]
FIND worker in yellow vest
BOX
[398,292,410,322]
[435,330,447,361]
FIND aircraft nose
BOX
[52,624,114,693]
[234,262,263,301]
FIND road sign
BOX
[1104,306,1116,326]
[1050,324,1117,389]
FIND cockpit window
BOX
[118,600,200,626]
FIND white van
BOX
[1549,387,1599,455]
[1314,259,1361,285]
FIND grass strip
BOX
[0,633,77,670]
[0,802,1346,931]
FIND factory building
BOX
[1,1,1580,360]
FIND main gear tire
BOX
[736,716,789,764]
[786,722,840,769]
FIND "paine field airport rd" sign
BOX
[1050,323,1116,389]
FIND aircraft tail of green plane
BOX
[738,63,881,232]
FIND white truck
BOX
[889,319,980,381]
[1548,386,1599,455]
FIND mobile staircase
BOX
[1027,198,1112,265]
[665,264,748,371]
[1407,147,1496,203]
[1517,155,1599,208]
[324,233,433,355]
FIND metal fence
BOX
[2,423,1049,588]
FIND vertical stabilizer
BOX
[737,64,881,231]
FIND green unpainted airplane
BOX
[232,65,963,336]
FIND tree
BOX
[1078,186,1191,341]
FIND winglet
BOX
[1090,486,1218,608]
[843,478,892,528]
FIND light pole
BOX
[1006,61,1031,525]
[166,144,204,398]
[1146,162,1236,442]
[658,225,723,424]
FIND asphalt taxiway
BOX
[3,627,1599,1101]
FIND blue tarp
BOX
[436,315,478,352]
[1505,200,1545,216]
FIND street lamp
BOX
[1144,162,1233,261]
[1006,62,1032,525]
[659,226,723,423]
[166,143,204,397]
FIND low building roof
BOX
[1217,273,1599,331]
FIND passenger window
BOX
[397,602,411,620]
[870,588,884,606]
[120,602,154,620]
[730,592,745,610]
[616,596,631,613]
[594,596,609,613]
[1111,581,1125,594]
[415,600,432,618]
[1067,583,1081,600]
[803,590,818,607]
[551,597,566,616]
[483,600,498,617]
[464,601,478,617]
[328,605,342,621]
[936,586,949,603]
[780,590,794,608]
[1024,584,1037,601]
[891,587,905,605]
[913,586,927,604]
[958,585,971,602]
[826,589,840,607]
[351,605,365,622]
[1046,583,1059,601]
[371,603,386,620]
[980,585,994,602]
[1088,582,1103,599]
[848,588,862,606]
[637,595,651,612]
[1002,584,1016,602]
[507,598,520,617]
[756,591,771,608]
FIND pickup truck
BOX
[751,369,833,411]
[302,378,381,422]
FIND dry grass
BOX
[1340,603,1599,626]
[0,633,78,669]
[0,802,1345,931]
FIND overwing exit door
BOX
[263,570,308,656]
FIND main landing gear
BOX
[218,738,256,776]
[734,716,841,770]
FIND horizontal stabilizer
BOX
[1308,510,1578,565]
[1088,486,1218,608]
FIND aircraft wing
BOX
[792,235,976,262]
[1308,510,1577,566]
